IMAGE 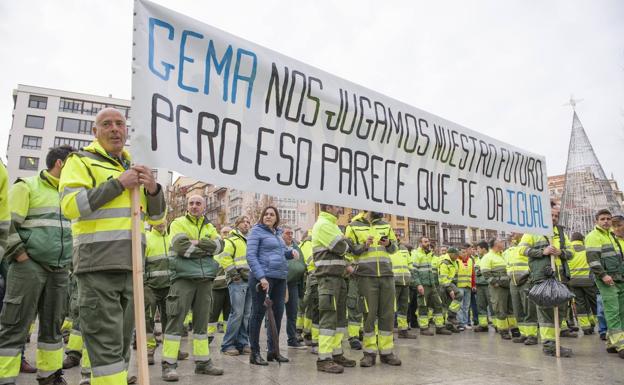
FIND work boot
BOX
[420,328,434,336]
[582,328,594,335]
[316,359,344,373]
[618,350,624,359]
[310,346,318,354]
[79,373,91,385]
[242,346,252,354]
[436,327,452,335]
[267,352,289,363]
[524,336,538,345]
[446,324,460,333]
[380,353,402,366]
[512,335,527,344]
[500,330,512,340]
[161,363,179,382]
[510,328,521,338]
[398,330,418,339]
[147,350,155,365]
[542,342,572,357]
[569,325,579,332]
[21,358,37,373]
[194,359,224,376]
[359,352,376,367]
[303,334,313,346]
[250,352,268,365]
[332,354,356,367]
[606,347,617,354]
[560,329,578,338]
[349,337,362,350]
[127,375,137,384]
[473,325,489,333]
[223,348,240,356]
[62,354,80,369]
[37,370,68,385]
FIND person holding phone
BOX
[345,211,401,367]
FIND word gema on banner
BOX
[132,0,552,235]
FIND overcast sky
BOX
[1,0,622,184]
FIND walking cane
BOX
[131,187,151,384]
[550,254,561,358]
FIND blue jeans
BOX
[458,288,472,326]
[221,280,252,352]
[249,276,286,354]
[597,294,607,335]
[470,291,479,325]
[285,282,299,345]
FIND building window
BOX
[28,95,47,109]
[22,135,42,150]
[25,115,45,129]
[19,156,39,170]
[443,228,449,243]
[480,230,485,240]
[59,97,130,118]
[471,229,478,242]
[54,136,91,149]
[56,117,93,134]
[278,209,296,227]
[397,216,405,221]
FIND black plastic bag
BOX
[528,278,575,307]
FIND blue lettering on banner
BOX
[146,17,258,108]
[148,17,175,80]
[506,189,548,229]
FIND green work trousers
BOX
[570,285,598,330]
[0,259,68,382]
[346,276,363,338]
[357,276,395,355]
[417,285,444,329]
[489,284,510,331]
[475,284,491,327]
[303,281,319,341]
[509,281,537,337]
[208,287,230,337]
[65,273,83,359]
[145,286,169,350]
[395,284,410,331]
[162,278,213,365]
[77,271,134,385]
[596,280,624,352]
[317,276,347,360]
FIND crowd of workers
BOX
[0,107,622,385]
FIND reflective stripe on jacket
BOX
[390,244,411,286]
[456,256,474,289]
[585,225,624,282]
[59,141,166,273]
[217,229,249,281]
[169,213,222,281]
[0,163,9,264]
[312,211,349,278]
[410,247,434,287]
[7,170,72,267]
[344,217,397,277]
[505,245,529,285]
[145,227,171,289]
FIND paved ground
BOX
[17,325,623,385]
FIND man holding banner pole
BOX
[519,207,573,357]
[59,107,167,384]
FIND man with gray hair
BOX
[59,108,166,384]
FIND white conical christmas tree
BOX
[560,104,622,235]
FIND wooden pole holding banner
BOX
[131,187,151,384]
[550,254,561,358]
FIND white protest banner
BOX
[132,0,552,235]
